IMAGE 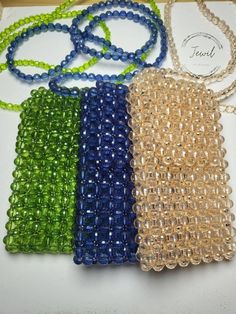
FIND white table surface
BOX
[0,2,236,314]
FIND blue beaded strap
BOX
[70,0,167,67]
[74,81,137,265]
[49,2,167,97]
[73,11,158,65]
[49,71,131,98]
[6,23,76,83]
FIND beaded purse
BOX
[74,82,137,265]
[128,0,236,271]
[4,88,80,253]
[128,68,235,271]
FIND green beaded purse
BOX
[4,88,80,253]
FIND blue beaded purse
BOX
[74,82,137,265]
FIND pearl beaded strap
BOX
[163,0,236,112]
[165,0,236,83]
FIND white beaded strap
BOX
[164,0,236,83]
[196,0,236,83]
[164,0,236,113]
[220,104,236,114]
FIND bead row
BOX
[77,11,158,65]
[7,23,73,83]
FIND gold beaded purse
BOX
[127,0,236,271]
[128,68,235,271]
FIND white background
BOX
[0,2,236,314]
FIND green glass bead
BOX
[4,88,80,254]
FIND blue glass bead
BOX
[61,87,70,97]
[112,10,119,18]
[25,74,33,82]
[34,26,41,34]
[6,53,13,60]
[127,11,134,20]
[81,10,87,17]
[119,10,127,19]
[65,54,72,63]
[27,29,34,37]
[95,74,103,81]
[81,73,88,80]
[74,82,137,265]
[55,23,62,31]
[111,53,120,61]
[41,24,48,32]
[88,73,95,81]
[104,52,112,60]
[33,74,41,81]
[12,68,20,75]
[60,60,67,67]
[109,74,117,82]
[71,88,80,97]
[133,13,140,22]
[73,73,80,80]
[54,65,61,73]
[48,69,56,77]
[48,23,55,31]
[62,25,69,33]
[105,1,113,8]
[21,32,28,40]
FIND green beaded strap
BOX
[0,0,161,111]
[4,87,81,253]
